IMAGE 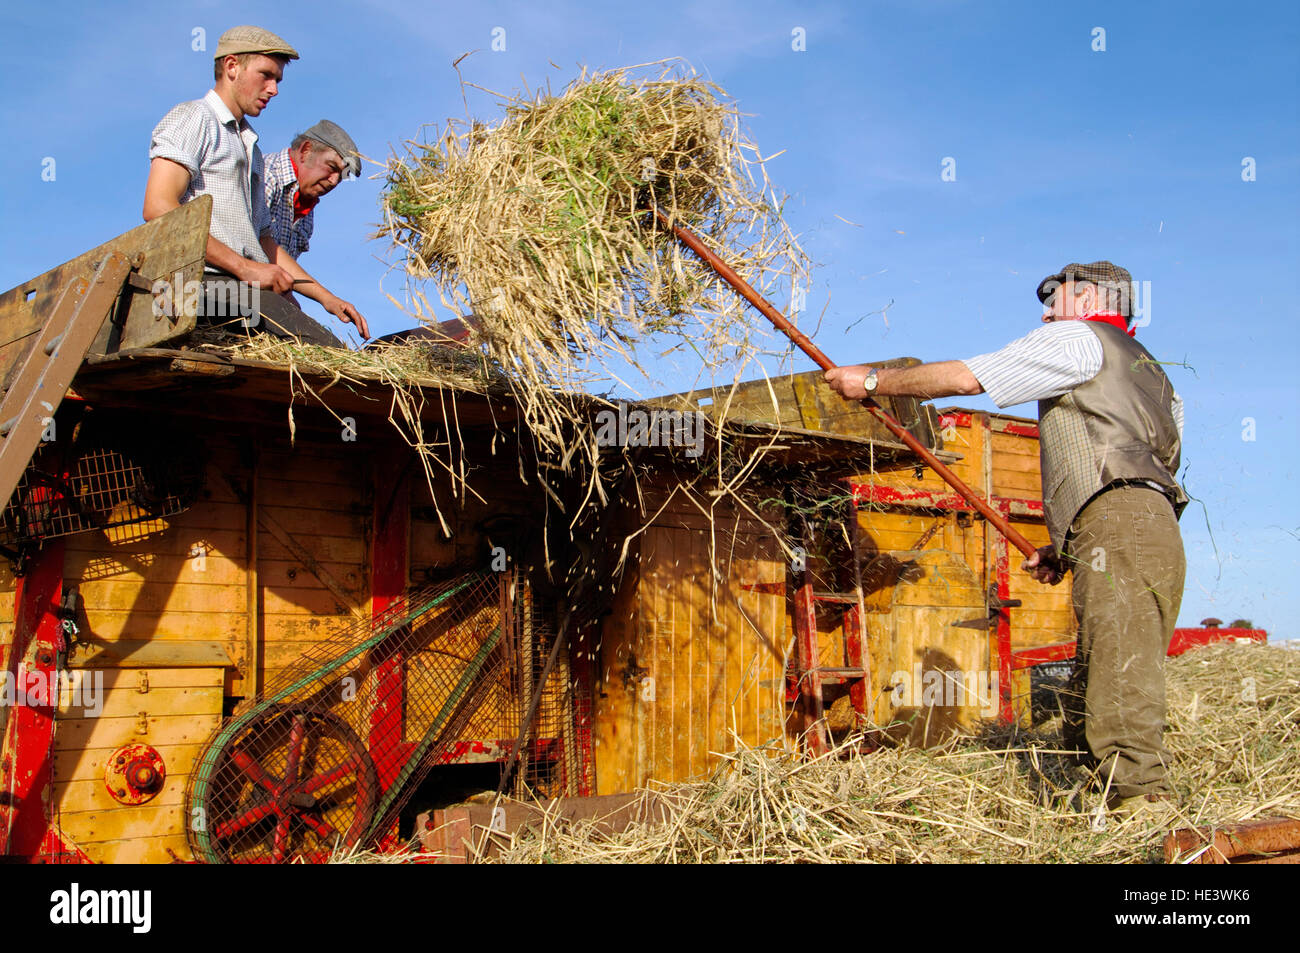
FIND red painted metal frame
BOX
[992,532,1015,723]
[1009,629,1270,672]
[368,446,412,794]
[941,411,1040,441]
[851,482,1043,520]
[1168,628,1267,656]
[0,538,84,861]
[792,575,827,756]
[1011,641,1077,669]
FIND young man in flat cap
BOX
[825,262,1187,820]
[264,120,361,269]
[143,25,370,341]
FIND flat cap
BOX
[300,119,361,178]
[214,25,300,61]
[1036,261,1134,315]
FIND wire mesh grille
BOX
[186,569,579,863]
[514,587,579,799]
[0,435,203,549]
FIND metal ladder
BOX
[789,492,873,757]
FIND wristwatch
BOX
[863,369,879,394]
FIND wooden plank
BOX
[65,527,247,558]
[53,741,206,782]
[79,579,250,614]
[53,803,185,844]
[67,640,234,669]
[52,775,186,814]
[57,682,220,719]
[0,198,208,389]
[80,833,193,864]
[591,539,642,796]
[0,255,134,510]
[69,610,247,643]
[260,613,356,641]
[53,712,220,751]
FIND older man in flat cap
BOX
[826,261,1187,821]
[143,25,369,342]
[263,120,361,269]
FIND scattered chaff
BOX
[203,332,509,531]
[484,642,1298,864]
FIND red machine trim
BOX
[1011,641,1077,669]
[0,539,69,860]
[1168,628,1267,656]
[368,447,410,793]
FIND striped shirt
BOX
[149,90,271,264]
[962,321,1183,438]
[263,148,315,259]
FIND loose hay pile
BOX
[485,643,1298,863]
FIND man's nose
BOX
[266,81,278,98]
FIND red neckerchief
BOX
[1084,312,1135,337]
[288,155,318,220]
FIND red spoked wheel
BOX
[201,705,379,863]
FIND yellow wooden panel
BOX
[64,527,246,558]
[994,471,1043,496]
[257,559,367,595]
[81,833,193,864]
[70,668,224,691]
[55,803,185,845]
[54,712,220,752]
[58,682,221,719]
[53,774,186,815]
[257,503,366,539]
[80,579,248,614]
[260,534,367,564]
[591,542,642,796]
[73,610,247,642]
[54,742,206,782]
[260,586,359,617]
[262,613,357,641]
[67,549,245,586]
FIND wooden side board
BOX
[0,197,210,394]
[50,666,224,863]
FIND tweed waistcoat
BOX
[1038,322,1188,553]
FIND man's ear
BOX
[1074,282,1096,316]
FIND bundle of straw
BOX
[382,61,804,364]
[380,61,808,489]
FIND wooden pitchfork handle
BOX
[652,205,1038,560]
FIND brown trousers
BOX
[1062,485,1186,799]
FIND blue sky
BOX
[1,1,1296,634]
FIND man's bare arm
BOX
[824,360,983,401]
[261,235,371,339]
[143,157,293,293]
